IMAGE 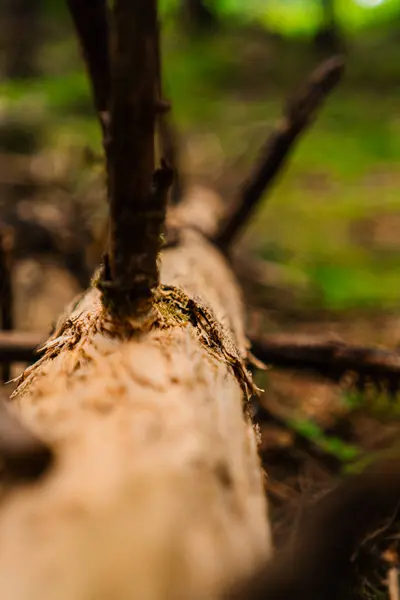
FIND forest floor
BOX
[1,25,400,598]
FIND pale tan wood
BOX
[0,227,272,600]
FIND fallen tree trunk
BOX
[0,223,271,600]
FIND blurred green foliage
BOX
[216,0,400,34]
[2,0,400,313]
[288,416,361,462]
[159,0,400,34]
[39,0,400,34]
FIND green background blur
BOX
[1,0,399,313]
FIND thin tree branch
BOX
[103,0,172,319]
[0,331,43,363]
[215,56,344,249]
[66,0,110,133]
[0,230,14,382]
[250,333,400,393]
[0,398,52,482]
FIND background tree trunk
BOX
[0,0,41,79]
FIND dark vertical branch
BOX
[104,0,172,318]
[215,57,344,250]
[0,229,14,382]
[66,0,111,135]
[315,0,343,53]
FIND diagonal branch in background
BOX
[0,229,14,382]
[250,333,400,394]
[103,0,172,319]
[66,0,110,134]
[215,56,344,249]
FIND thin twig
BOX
[250,333,400,394]
[66,0,110,133]
[215,56,344,249]
[0,398,52,482]
[0,230,14,382]
[0,331,43,364]
[104,0,172,319]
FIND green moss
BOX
[154,291,192,327]
[287,417,361,463]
